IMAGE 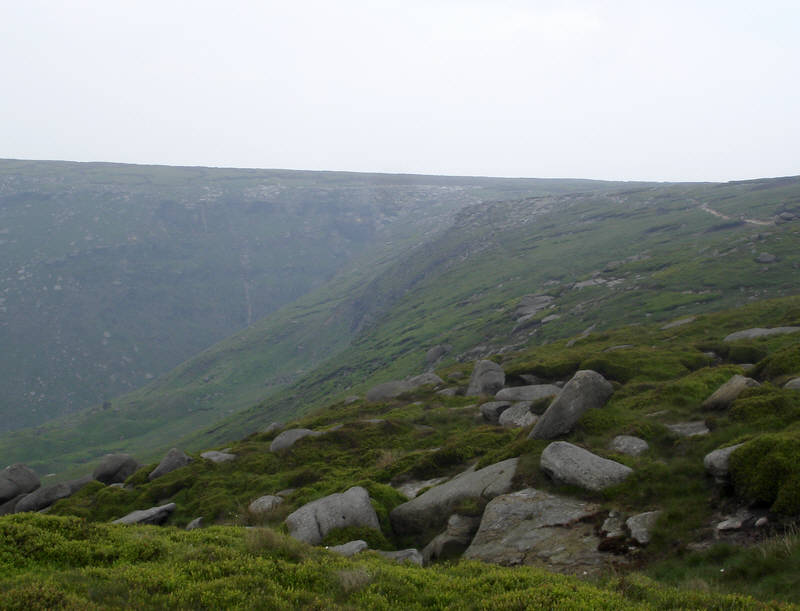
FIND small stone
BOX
[609,435,649,456]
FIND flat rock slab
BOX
[498,402,538,429]
[270,428,323,452]
[390,458,518,536]
[466,360,505,396]
[201,450,237,463]
[113,502,176,525]
[609,435,649,456]
[328,540,368,557]
[149,448,192,481]
[529,370,613,440]
[464,488,616,574]
[704,444,745,483]
[702,375,759,410]
[724,327,800,342]
[285,486,380,545]
[495,384,561,403]
[540,442,633,492]
[665,421,709,437]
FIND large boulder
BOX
[704,444,745,483]
[626,511,662,545]
[390,458,518,536]
[495,384,561,403]
[15,482,73,513]
[609,435,649,457]
[540,442,633,492]
[479,401,512,424]
[723,327,800,342]
[365,374,444,402]
[466,360,505,396]
[785,378,800,391]
[498,402,538,429]
[422,514,481,563]
[463,488,614,574]
[248,495,284,514]
[0,464,40,502]
[269,428,322,452]
[702,375,760,410]
[148,448,192,481]
[529,370,613,440]
[113,502,176,525]
[285,486,380,545]
[93,454,140,485]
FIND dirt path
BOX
[699,203,773,226]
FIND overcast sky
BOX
[1,1,798,181]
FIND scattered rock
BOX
[540,442,633,492]
[609,435,649,457]
[376,548,424,566]
[665,421,709,437]
[495,384,561,402]
[463,488,614,574]
[148,448,192,481]
[515,294,554,319]
[466,360,505,396]
[285,486,380,545]
[201,450,237,463]
[660,316,696,330]
[626,511,661,545]
[113,502,176,525]
[723,327,800,342]
[601,511,625,538]
[270,428,322,452]
[702,375,760,410]
[436,388,458,397]
[498,402,538,429]
[0,464,40,502]
[785,378,800,391]
[186,517,204,530]
[344,396,360,405]
[529,370,613,440]
[390,458,518,536]
[407,373,445,388]
[422,514,481,563]
[479,401,512,424]
[703,444,744,483]
[328,540,368,557]
[93,454,139,485]
[249,495,284,514]
[717,517,743,531]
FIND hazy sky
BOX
[2,1,798,181]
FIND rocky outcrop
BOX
[702,375,760,410]
[201,450,237,463]
[148,448,192,481]
[495,384,561,403]
[422,514,481,563]
[704,444,745,483]
[328,540,368,557]
[113,502,176,525]
[285,486,380,545]
[93,454,139,485]
[626,511,661,545]
[248,495,284,514]
[0,464,40,502]
[463,488,613,574]
[270,428,323,452]
[723,327,800,342]
[498,402,537,429]
[540,442,633,492]
[14,475,92,514]
[529,370,613,440]
[609,435,649,456]
[390,458,518,536]
[377,549,424,566]
[479,401,512,424]
[466,360,505,396]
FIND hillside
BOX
[0,159,606,432]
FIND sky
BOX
[1,0,799,182]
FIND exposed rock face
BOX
[498,402,538,429]
[270,428,322,452]
[529,370,613,440]
[540,442,633,492]
[113,502,176,525]
[702,375,760,410]
[665,421,709,437]
[723,327,800,342]
[376,549,424,566]
[148,448,192,481]
[201,450,237,463]
[626,511,661,545]
[495,384,561,403]
[463,488,614,574]
[248,495,284,514]
[328,540,368,557]
[422,514,481,563]
[704,444,745,483]
[609,435,649,457]
[0,464,40,502]
[479,401,512,424]
[390,458,518,536]
[93,454,139,485]
[466,360,505,396]
[785,378,800,390]
[285,486,380,545]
